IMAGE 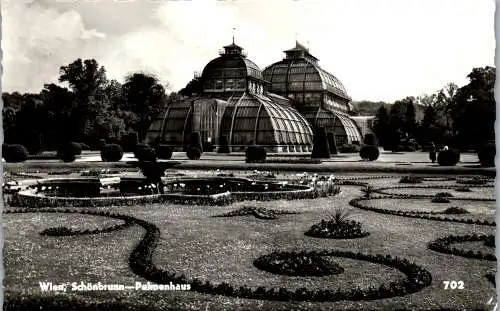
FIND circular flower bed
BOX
[254,251,345,277]
[428,234,496,261]
[305,219,370,239]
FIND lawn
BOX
[2,170,496,310]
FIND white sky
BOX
[1,0,495,102]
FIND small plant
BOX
[435,192,453,198]
[431,197,450,203]
[399,175,422,184]
[442,207,469,214]
[361,184,375,199]
[328,208,351,225]
[217,135,230,153]
[437,149,460,166]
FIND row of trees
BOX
[372,66,495,150]
[3,58,180,153]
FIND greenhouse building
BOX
[146,41,363,152]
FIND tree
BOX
[373,106,389,148]
[179,77,202,97]
[122,72,167,141]
[452,67,495,146]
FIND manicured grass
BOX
[3,171,496,310]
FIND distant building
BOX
[146,41,363,152]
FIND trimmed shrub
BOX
[437,149,460,166]
[101,144,124,162]
[363,133,378,146]
[202,141,215,152]
[186,146,202,160]
[187,132,203,151]
[245,146,267,163]
[311,127,330,159]
[56,142,81,162]
[477,143,495,167]
[3,144,28,163]
[339,144,360,153]
[155,145,173,160]
[135,144,157,162]
[360,145,380,161]
[218,136,230,153]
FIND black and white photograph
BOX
[1,0,497,310]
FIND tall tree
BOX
[122,72,167,141]
[373,106,390,148]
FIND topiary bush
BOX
[135,144,157,162]
[121,132,139,152]
[56,142,81,162]
[98,139,107,150]
[311,127,330,159]
[3,144,29,163]
[186,132,203,151]
[359,145,379,161]
[363,133,378,146]
[477,143,495,167]
[186,146,202,160]
[155,145,173,160]
[100,144,124,162]
[217,135,230,153]
[437,149,460,166]
[245,146,267,163]
[79,143,90,151]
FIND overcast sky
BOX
[1,0,495,102]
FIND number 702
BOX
[443,280,464,289]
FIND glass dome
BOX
[220,92,313,152]
[300,108,363,146]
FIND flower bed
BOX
[349,198,495,227]
[253,251,344,277]
[427,234,496,261]
[213,206,300,220]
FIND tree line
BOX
[2,58,180,153]
[371,66,495,150]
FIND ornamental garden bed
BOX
[2,171,496,310]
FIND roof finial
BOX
[232,27,236,44]
[307,40,310,51]
[295,32,299,46]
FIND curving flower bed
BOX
[349,198,495,227]
[253,251,345,277]
[213,206,300,220]
[305,219,370,239]
[373,185,494,199]
[5,208,433,303]
[427,234,496,261]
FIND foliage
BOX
[100,144,124,162]
[155,145,173,160]
[245,146,267,163]
[186,146,202,160]
[2,144,29,163]
[217,136,230,153]
[437,149,460,166]
[399,175,423,184]
[311,127,330,159]
[359,145,379,161]
[477,143,495,167]
[134,144,157,162]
